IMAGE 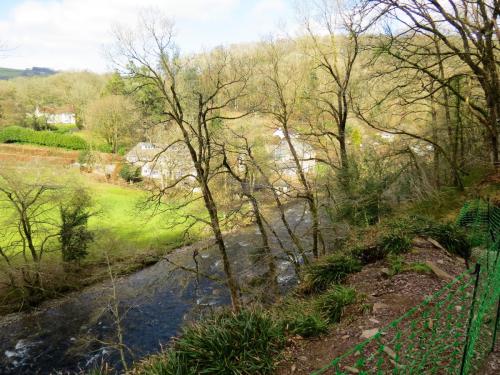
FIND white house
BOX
[270,129,316,178]
[35,106,76,125]
[125,142,195,181]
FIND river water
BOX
[0,205,309,374]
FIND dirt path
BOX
[277,238,473,374]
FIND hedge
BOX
[0,126,88,150]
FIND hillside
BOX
[0,66,57,80]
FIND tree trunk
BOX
[248,195,279,297]
[430,94,440,188]
[200,181,241,312]
[252,160,309,264]
[282,125,320,258]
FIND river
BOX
[0,205,310,374]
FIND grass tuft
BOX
[134,309,284,375]
[301,254,362,294]
[284,313,329,338]
[315,285,356,324]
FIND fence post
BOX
[491,298,500,353]
[460,263,481,375]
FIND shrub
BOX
[0,126,88,150]
[405,262,432,274]
[387,254,432,277]
[137,309,284,375]
[315,286,356,323]
[302,254,362,294]
[422,223,471,259]
[385,216,472,259]
[59,189,94,264]
[284,313,328,338]
[411,219,471,259]
[387,254,404,276]
[24,114,52,131]
[379,233,412,255]
[120,164,142,183]
[351,244,387,265]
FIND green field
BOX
[0,165,205,312]
[0,168,203,264]
[88,181,197,252]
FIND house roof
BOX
[125,142,190,162]
[37,105,75,114]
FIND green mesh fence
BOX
[313,199,500,375]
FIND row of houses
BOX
[125,129,316,182]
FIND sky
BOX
[0,0,296,72]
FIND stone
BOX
[412,237,432,247]
[361,328,379,339]
[369,318,380,324]
[298,356,308,362]
[381,267,391,278]
[344,366,360,374]
[426,238,447,252]
[383,346,397,359]
[291,364,297,373]
[373,302,389,312]
[342,335,350,340]
[425,261,454,281]
[428,318,434,330]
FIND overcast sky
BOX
[0,0,296,72]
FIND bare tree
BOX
[220,133,281,297]
[258,38,324,258]
[298,0,380,185]
[111,12,253,311]
[0,168,61,297]
[372,0,500,167]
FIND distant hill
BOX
[0,67,57,80]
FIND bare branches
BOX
[372,0,500,165]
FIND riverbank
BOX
[0,203,307,374]
[127,178,500,374]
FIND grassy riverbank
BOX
[0,166,204,314]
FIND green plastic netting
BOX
[313,199,500,375]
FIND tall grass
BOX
[315,285,356,323]
[301,254,362,294]
[134,310,284,375]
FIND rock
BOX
[437,259,444,265]
[412,236,433,247]
[344,366,360,373]
[427,319,434,330]
[381,267,391,278]
[298,356,308,362]
[373,302,389,312]
[291,364,297,373]
[369,318,380,324]
[383,346,397,359]
[342,335,350,340]
[361,328,379,339]
[425,261,454,281]
[426,238,447,252]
